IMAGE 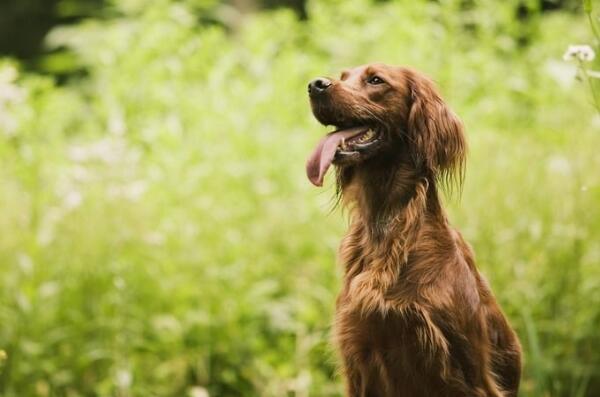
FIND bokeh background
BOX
[1,0,599,396]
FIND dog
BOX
[305,64,521,397]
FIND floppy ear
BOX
[406,71,467,190]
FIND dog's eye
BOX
[367,76,385,85]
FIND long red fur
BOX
[309,64,521,397]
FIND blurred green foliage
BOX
[0,0,585,66]
[1,0,600,396]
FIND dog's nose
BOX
[308,78,332,96]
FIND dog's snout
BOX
[308,78,332,96]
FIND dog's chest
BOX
[335,295,435,357]
[335,298,454,396]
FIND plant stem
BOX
[587,12,600,46]
[584,69,600,78]
[579,60,600,115]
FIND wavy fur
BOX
[309,64,522,397]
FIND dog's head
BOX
[306,63,466,189]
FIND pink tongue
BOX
[305,126,366,187]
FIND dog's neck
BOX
[338,153,447,248]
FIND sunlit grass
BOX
[0,1,599,396]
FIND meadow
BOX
[1,0,600,396]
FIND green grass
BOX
[1,1,600,396]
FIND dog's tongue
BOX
[306,126,366,187]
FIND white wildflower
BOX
[143,232,165,246]
[170,4,195,27]
[106,180,146,201]
[123,180,147,201]
[0,64,26,136]
[108,107,126,135]
[36,208,63,246]
[113,277,126,290]
[544,60,577,89]
[67,137,138,165]
[63,190,83,210]
[563,44,596,62]
[547,155,572,176]
[0,64,25,104]
[17,253,34,274]
[0,64,18,84]
[115,369,132,389]
[39,281,60,298]
[188,386,210,397]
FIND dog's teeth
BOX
[357,130,374,143]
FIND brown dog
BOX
[306,64,521,397]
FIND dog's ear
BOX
[406,70,467,190]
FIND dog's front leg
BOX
[342,358,385,397]
[342,360,363,397]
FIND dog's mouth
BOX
[306,126,381,187]
[336,127,380,156]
